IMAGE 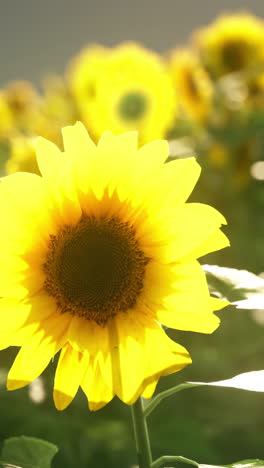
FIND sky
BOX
[1,0,264,87]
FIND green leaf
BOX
[146,371,264,418]
[200,459,264,468]
[152,457,264,468]
[190,370,264,392]
[0,436,58,468]
[203,264,264,309]
[229,462,264,468]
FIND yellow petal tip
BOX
[7,379,29,391]
[53,389,73,411]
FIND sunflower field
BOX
[0,9,263,468]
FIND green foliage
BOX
[152,457,264,468]
[0,436,58,468]
[201,460,264,468]
[203,264,264,308]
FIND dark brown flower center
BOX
[221,40,250,72]
[119,92,147,121]
[43,215,148,325]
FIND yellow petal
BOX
[81,358,114,411]
[0,172,53,251]
[62,121,96,157]
[156,260,220,333]
[137,139,169,171]
[0,296,54,350]
[0,265,45,299]
[98,130,138,152]
[162,203,227,262]
[190,228,230,259]
[34,137,62,177]
[54,344,89,410]
[210,296,229,310]
[91,131,138,201]
[141,379,158,399]
[0,323,38,350]
[8,335,59,390]
[108,313,191,405]
[0,172,44,216]
[139,316,191,385]
[148,157,201,210]
[108,314,146,404]
[49,156,82,226]
[0,298,31,331]
[68,315,109,354]
[7,311,70,390]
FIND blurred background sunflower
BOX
[0,1,264,467]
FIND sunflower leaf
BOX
[200,459,264,468]
[152,457,264,468]
[203,264,264,309]
[190,370,264,392]
[0,436,58,468]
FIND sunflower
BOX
[169,48,213,122]
[5,81,38,116]
[3,81,41,134]
[69,43,177,144]
[0,93,13,135]
[68,44,109,124]
[5,135,41,175]
[0,122,228,411]
[195,13,264,78]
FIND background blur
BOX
[0,1,264,467]
[1,0,264,85]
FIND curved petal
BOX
[0,265,45,299]
[108,313,191,404]
[0,296,55,349]
[91,131,138,201]
[8,336,59,390]
[68,315,109,355]
[34,137,62,177]
[161,203,227,262]
[0,305,39,351]
[137,139,169,171]
[156,260,221,333]
[53,344,90,410]
[107,314,146,404]
[47,156,82,227]
[0,173,54,252]
[141,379,157,399]
[0,172,45,220]
[190,228,230,259]
[81,358,115,411]
[0,299,30,330]
[62,121,96,157]
[98,130,138,153]
[137,315,191,385]
[146,157,201,211]
[7,311,71,390]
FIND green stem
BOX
[144,383,201,418]
[131,397,152,468]
[151,455,199,468]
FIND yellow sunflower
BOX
[69,42,176,144]
[3,81,41,133]
[169,48,213,122]
[68,44,108,120]
[195,13,264,78]
[5,135,41,175]
[0,122,229,411]
[0,92,13,135]
[5,81,38,116]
